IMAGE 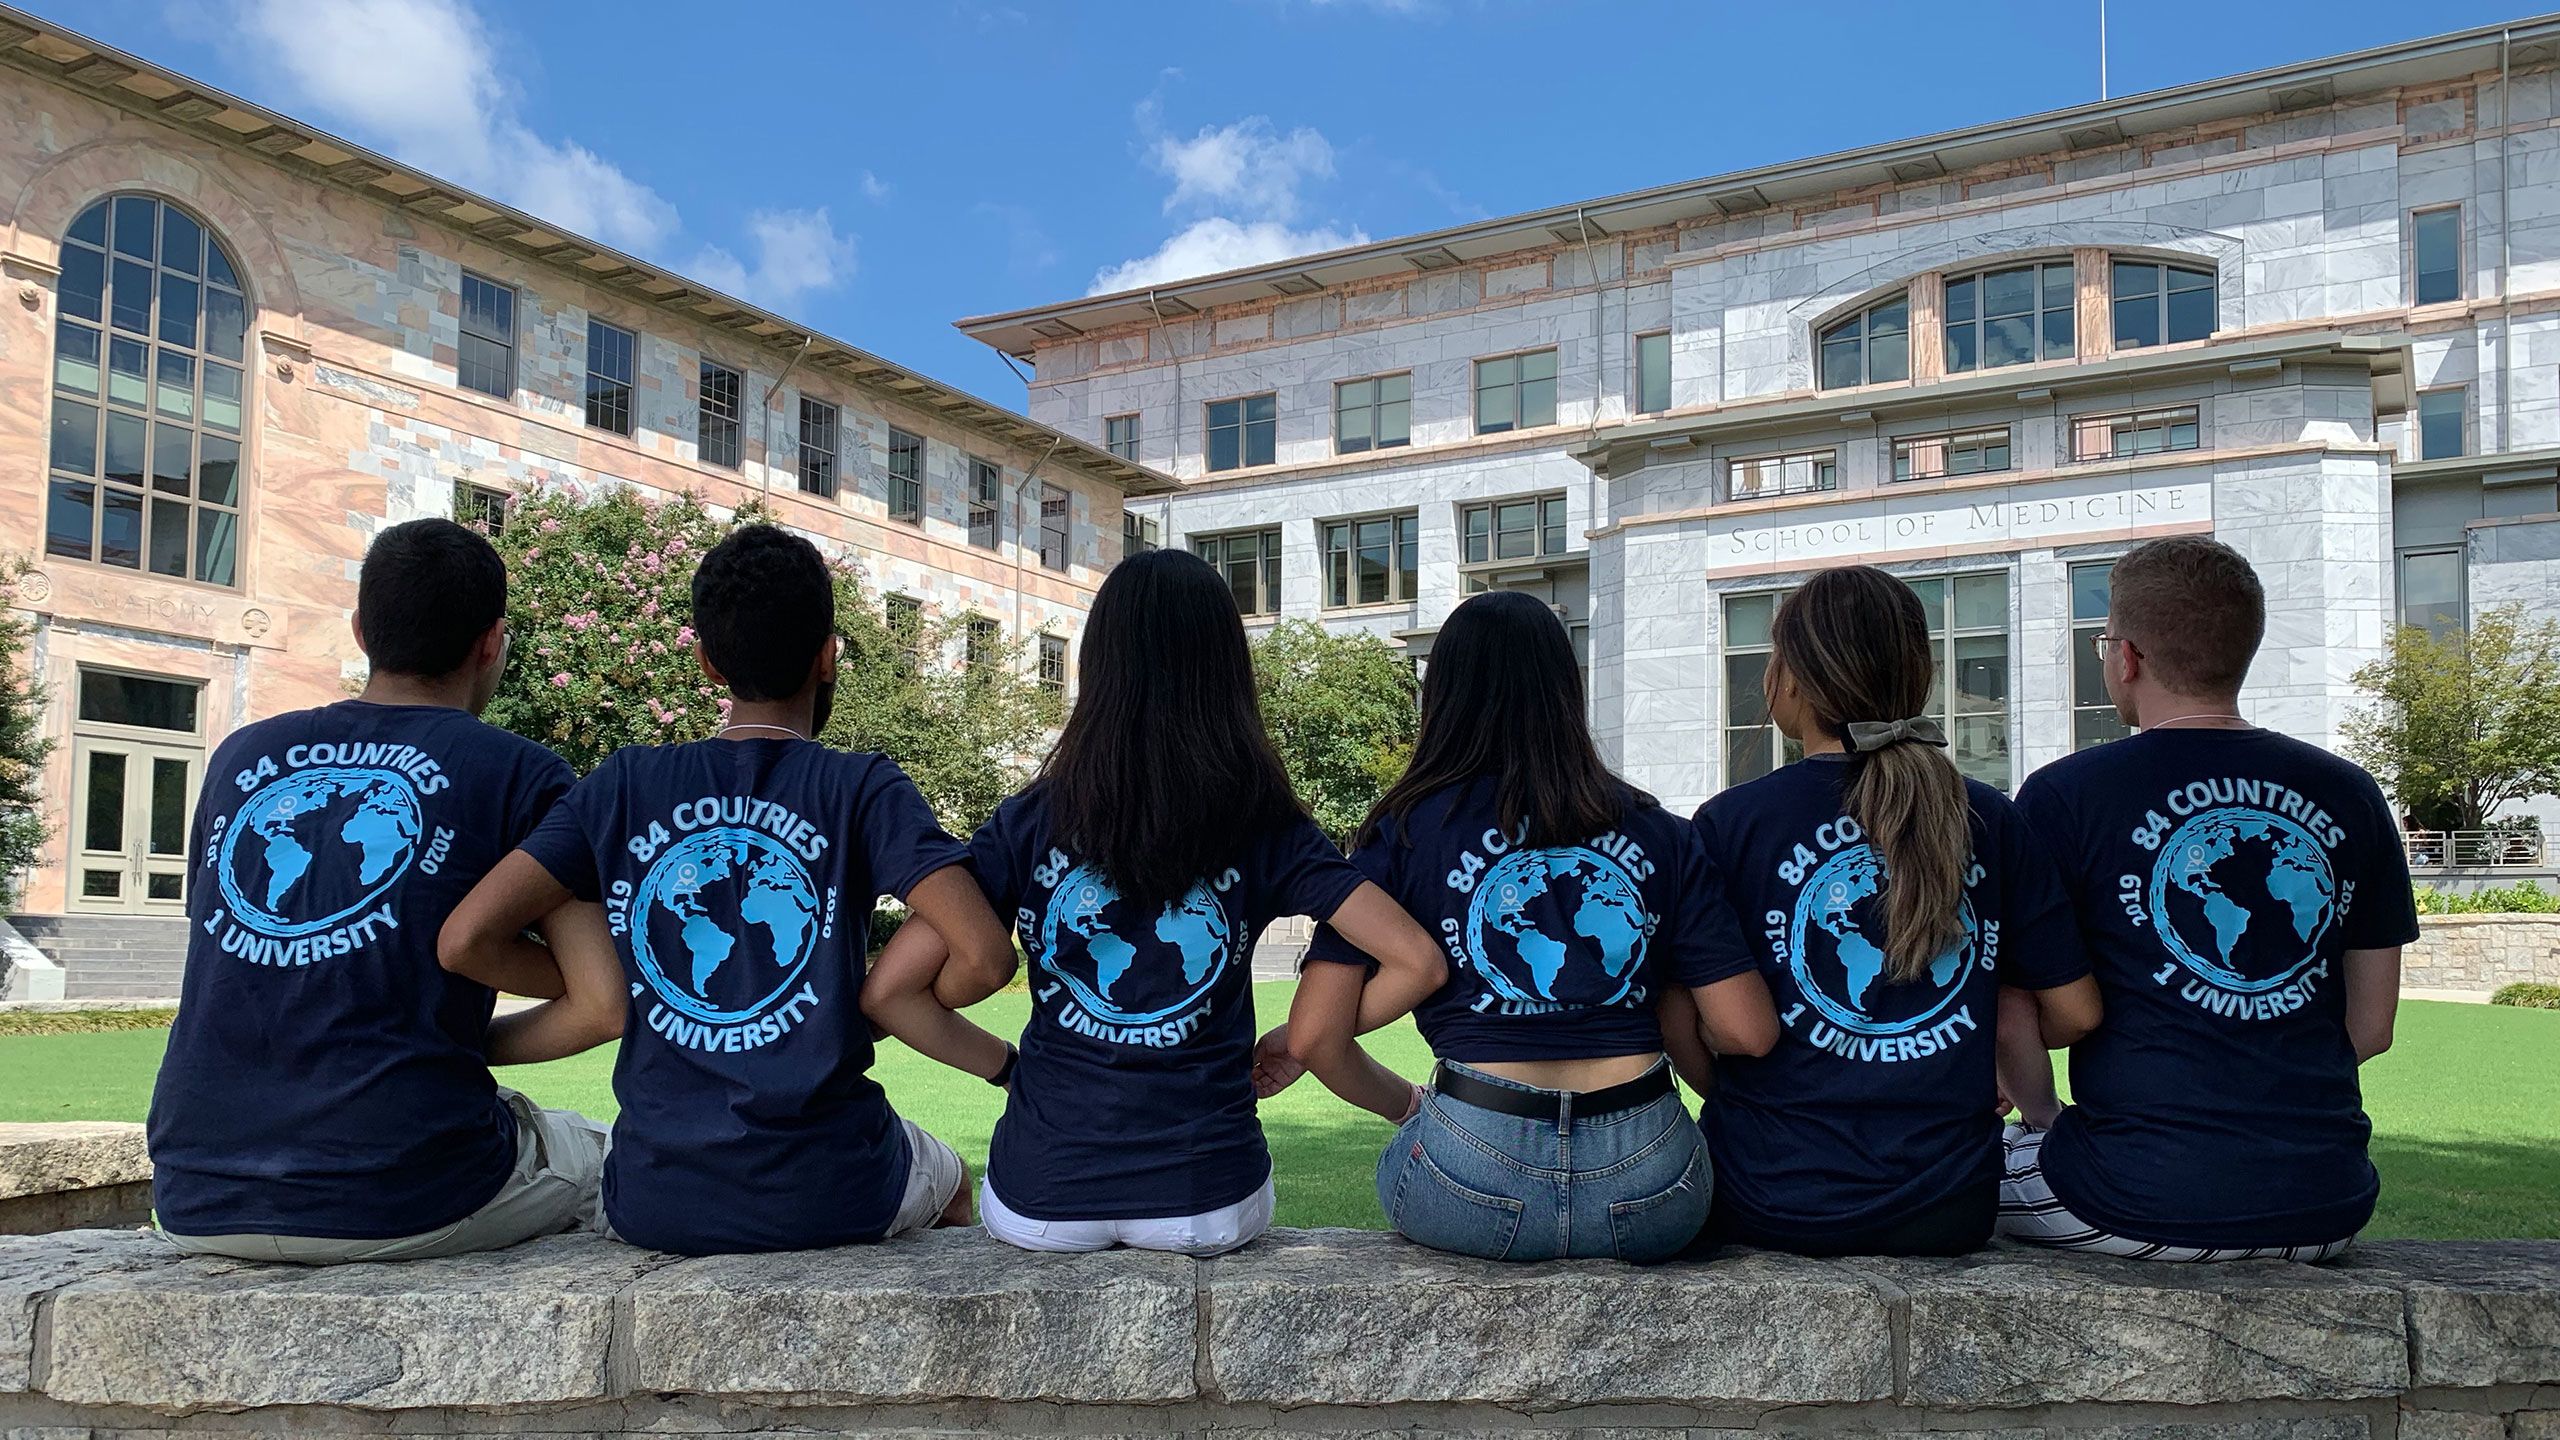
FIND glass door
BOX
[67,736,198,914]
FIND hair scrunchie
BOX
[1845,716,1950,752]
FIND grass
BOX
[5,986,2551,1239]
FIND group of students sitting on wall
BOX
[143,517,2414,1266]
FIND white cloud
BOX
[688,208,858,310]
[1091,110,1365,294]
[858,169,892,203]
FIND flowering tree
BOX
[482,487,1057,834]
[0,558,52,910]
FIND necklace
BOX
[716,723,805,741]
[2144,711,2252,731]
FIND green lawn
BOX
[5,986,2551,1239]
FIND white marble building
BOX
[966,20,2560,821]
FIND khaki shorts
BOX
[161,1089,608,1265]
[886,1117,968,1237]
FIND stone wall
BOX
[2403,914,2560,994]
[0,1227,2553,1439]
[0,1127,148,1236]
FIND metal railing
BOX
[2402,830,2551,869]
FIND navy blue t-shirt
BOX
[519,738,965,1255]
[149,701,572,1239]
[972,785,1364,1221]
[1307,779,1756,1062]
[1694,756,2087,1238]
[2015,727,2418,1250]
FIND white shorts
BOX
[979,1175,1275,1256]
[1995,1124,2353,1263]
[886,1118,969,1238]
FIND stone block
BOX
[1203,1229,1892,1406]
[1892,1250,2408,1406]
[2396,1411,2507,1440]
[0,1126,149,1205]
[2339,1240,2560,1386]
[629,1228,1195,1402]
[41,1234,657,1410]
[0,1229,185,1392]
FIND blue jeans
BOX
[1374,1061,1711,1263]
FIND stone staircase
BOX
[3,916,188,1000]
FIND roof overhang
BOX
[0,4,1177,498]
[2392,445,2560,486]
[958,16,2560,359]
[1570,331,2413,477]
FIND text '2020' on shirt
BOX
[518,738,965,1255]
[2015,727,2419,1250]
[968,784,1364,1222]
[1307,777,1757,1062]
[1694,756,2087,1239]
[150,701,574,1240]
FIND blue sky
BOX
[32,0,2536,404]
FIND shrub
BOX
[2415,881,2560,915]
[2490,982,2560,1009]
[0,558,52,911]
[1250,620,1419,840]
[0,1007,177,1036]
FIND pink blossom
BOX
[549,672,571,688]
[539,517,562,533]
[674,625,696,646]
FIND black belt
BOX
[1430,1062,1673,1123]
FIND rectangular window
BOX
[584,320,634,436]
[797,397,838,496]
[1105,413,1141,462]
[1206,393,1276,472]
[458,272,515,399]
[2397,547,2467,642]
[2418,388,2466,461]
[77,669,201,733]
[1039,483,1069,571]
[1474,349,1558,434]
[1461,494,1569,566]
[1122,510,1159,559]
[1334,374,1411,454]
[453,481,507,536]
[1720,591,1801,786]
[1636,331,1672,414]
[967,457,1001,549]
[887,428,924,524]
[2071,405,2201,462]
[1945,261,2073,374]
[1195,528,1283,616]
[2111,262,2216,350]
[1893,426,2013,482]
[885,593,923,661]
[2413,207,2463,306]
[698,361,742,469]
[1728,449,1839,500]
[1039,633,1069,693]
[1323,512,1420,607]
[2069,561,2133,750]
[966,616,1001,671]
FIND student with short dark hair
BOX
[1682,566,2099,1258]
[1295,591,1775,1264]
[863,549,1444,1256]
[441,524,1016,1256]
[1997,535,2416,1261]
[150,517,610,1263]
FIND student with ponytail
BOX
[1676,565,2102,1257]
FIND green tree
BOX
[0,560,52,910]
[482,488,1057,834]
[1250,619,1420,839]
[2346,606,2560,831]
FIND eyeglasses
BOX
[2088,632,2130,659]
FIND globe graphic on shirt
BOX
[216,767,423,937]
[1788,845,1977,1038]
[2147,807,2337,993]
[630,828,822,1024]
[1037,864,1233,1025]
[1462,848,1650,1006]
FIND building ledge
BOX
[2395,446,2560,487]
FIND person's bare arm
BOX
[2032,975,2103,1048]
[483,901,624,1065]
[1655,985,1717,1095]
[860,906,1013,1081]
[902,868,1018,1009]
[2344,946,2401,1063]
[1283,959,1421,1122]
[1319,882,1446,1034]
[1688,971,1781,1058]
[440,851,575,991]
[1996,984,2065,1129]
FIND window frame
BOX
[2070,404,2202,462]
[697,359,743,469]
[1333,372,1412,455]
[1104,412,1141,462]
[1205,392,1277,473]
[1193,527,1284,617]
[1943,260,2074,375]
[885,592,924,663]
[1473,347,1559,435]
[2416,387,2467,461]
[1038,482,1070,572]
[2068,560,2133,751]
[2109,260,2217,351]
[887,427,924,525]
[1727,448,1840,501]
[965,615,1002,672]
[2412,205,2464,307]
[583,318,635,437]
[967,456,1001,549]
[1321,510,1421,608]
[458,270,516,400]
[1122,509,1160,559]
[1817,292,1912,390]
[2396,544,2468,642]
[1038,632,1069,693]
[796,395,839,497]
[1460,493,1570,568]
[1636,330,1673,413]
[1892,425,2013,483]
[453,480,508,537]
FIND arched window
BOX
[1945,260,2074,374]
[48,196,248,587]
[2110,260,2215,350]
[1818,292,1909,389]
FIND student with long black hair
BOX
[862,549,1444,1256]
[1288,590,1776,1263]
[1677,565,2102,1257]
